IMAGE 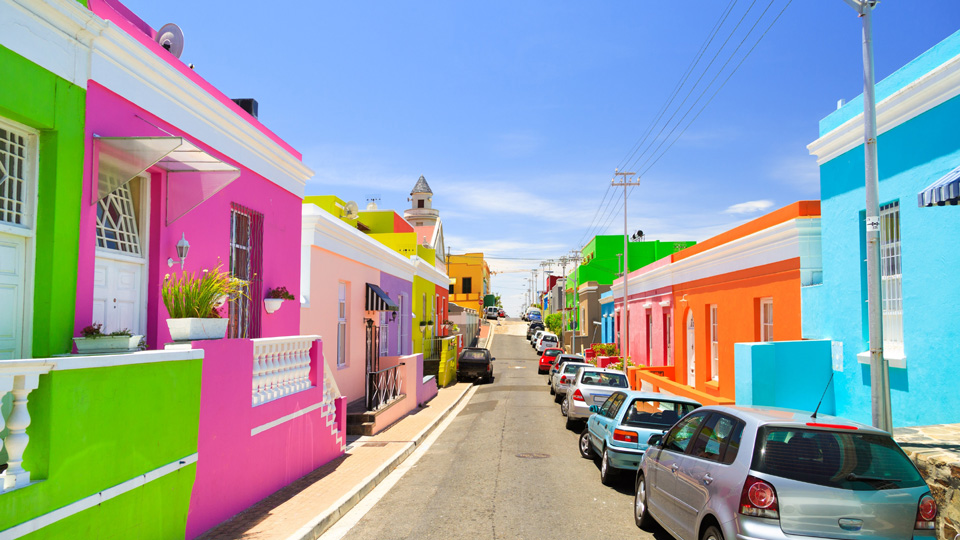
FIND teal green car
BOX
[579,390,700,485]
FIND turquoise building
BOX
[737,29,960,427]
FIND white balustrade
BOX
[0,361,53,492]
[251,336,319,406]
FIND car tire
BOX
[634,473,653,530]
[579,428,595,459]
[600,447,617,486]
[701,525,724,540]
[560,397,569,417]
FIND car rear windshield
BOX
[462,351,486,360]
[579,371,628,388]
[562,364,587,374]
[751,427,925,491]
[622,400,699,428]
[544,349,561,357]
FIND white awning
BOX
[94,136,241,224]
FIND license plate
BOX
[593,394,610,404]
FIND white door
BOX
[93,257,143,334]
[0,233,26,359]
[93,178,147,335]
[686,311,696,387]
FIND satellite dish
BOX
[156,23,185,58]
[343,200,359,220]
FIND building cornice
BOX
[411,256,450,289]
[808,53,960,165]
[611,218,820,300]
[302,205,415,281]
[1,0,313,196]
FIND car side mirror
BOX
[490,357,495,362]
[589,405,600,413]
[647,434,663,447]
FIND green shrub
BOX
[544,313,562,336]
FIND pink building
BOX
[75,1,346,536]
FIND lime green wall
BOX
[412,276,436,354]
[303,195,342,216]
[356,210,396,233]
[0,359,202,537]
[0,45,86,357]
[369,232,418,258]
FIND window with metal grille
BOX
[0,123,32,229]
[462,277,472,294]
[879,201,903,353]
[760,298,773,342]
[379,311,388,355]
[397,295,405,354]
[647,312,653,361]
[228,204,263,338]
[338,282,347,366]
[710,305,719,381]
[96,181,142,256]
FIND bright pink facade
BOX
[617,257,675,369]
[186,339,344,538]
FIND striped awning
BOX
[918,165,960,207]
[366,283,399,312]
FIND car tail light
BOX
[613,429,638,443]
[486,363,491,372]
[915,494,937,530]
[573,389,585,402]
[739,475,779,519]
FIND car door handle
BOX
[703,473,713,485]
[671,463,680,473]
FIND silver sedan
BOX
[560,368,629,430]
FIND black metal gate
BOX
[365,319,379,409]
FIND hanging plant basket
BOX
[264,298,284,314]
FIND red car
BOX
[538,348,564,374]
[498,309,506,318]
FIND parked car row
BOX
[528,319,938,540]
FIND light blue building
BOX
[599,290,616,345]
[737,29,960,427]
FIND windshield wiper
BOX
[846,473,900,483]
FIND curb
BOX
[287,383,475,540]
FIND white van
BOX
[485,306,500,320]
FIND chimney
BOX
[232,98,259,119]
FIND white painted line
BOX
[0,454,197,540]
[251,400,327,436]
[317,385,479,540]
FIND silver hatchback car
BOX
[635,405,937,540]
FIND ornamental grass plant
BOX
[162,265,246,319]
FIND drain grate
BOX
[515,452,550,459]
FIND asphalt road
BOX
[339,322,671,540]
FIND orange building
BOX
[614,201,821,405]
[447,253,490,314]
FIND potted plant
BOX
[264,286,295,314]
[162,265,246,341]
[73,323,143,354]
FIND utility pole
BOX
[615,252,623,352]
[842,0,890,432]
[612,170,640,372]
[558,256,569,347]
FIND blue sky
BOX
[128,0,960,315]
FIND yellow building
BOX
[448,253,490,314]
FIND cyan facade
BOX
[751,29,960,427]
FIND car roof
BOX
[695,405,886,434]
[610,389,702,406]
[558,361,591,368]
[579,367,627,375]
[558,355,584,360]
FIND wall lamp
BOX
[167,232,190,269]
[391,311,398,322]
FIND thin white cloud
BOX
[723,200,775,215]
[768,153,821,196]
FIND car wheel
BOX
[560,397,569,417]
[634,473,653,529]
[701,525,724,540]
[579,428,595,459]
[600,448,617,486]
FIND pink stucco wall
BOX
[368,354,421,432]
[300,247,381,406]
[616,257,675,368]
[186,338,343,539]
[76,83,302,347]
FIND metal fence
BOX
[367,363,404,411]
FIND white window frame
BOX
[397,294,405,355]
[647,311,654,361]
[760,298,773,343]
[337,282,347,367]
[879,201,903,355]
[379,311,388,356]
[666,312,673,366]
[710,305,719,381]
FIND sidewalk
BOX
[198,382,474,540]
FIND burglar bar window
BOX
[338,282,347,367]
[228,204,263,338]
[710,305,719,381]
[880,201,903,354]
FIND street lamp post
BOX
[842,0,891,432]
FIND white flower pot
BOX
[166,318,229,341]
[264,298,284,314]
[73,335,143,354]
